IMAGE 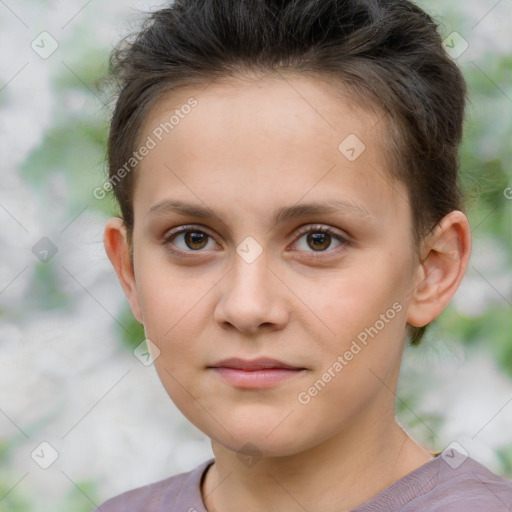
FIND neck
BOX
[202,412,434,512]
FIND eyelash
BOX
[162,223,350,259]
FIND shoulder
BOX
[353,450,512,512]
[91,458,214,512]
[399,451,512,511]
[427,454,512,511]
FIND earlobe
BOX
[406,210,472,328]
[103,217,144,324]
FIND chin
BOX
[203,417,318,459]
[216,435,303,459]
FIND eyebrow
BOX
[145,198,375,226]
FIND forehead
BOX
[134,75,410,230]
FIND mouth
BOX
[207,357,307,388]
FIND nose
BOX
[214,250,289,335]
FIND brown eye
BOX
[163,226,218,254]
[183,231,209,250]
[306,232,332,251]
[292,224,348,256]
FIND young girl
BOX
[96,0,512,510]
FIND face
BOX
[124,75,420,457]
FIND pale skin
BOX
[104,74,471,512]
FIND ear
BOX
[407,210,471,328]
[103,217,144,324]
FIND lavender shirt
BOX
[93,450,512,511]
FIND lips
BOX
[209,357,304,371]
[208,358,307,388]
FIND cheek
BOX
[152,359,212,438]
[311,267,410,381]
[134,260,204,332]
[317,266,406,331]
